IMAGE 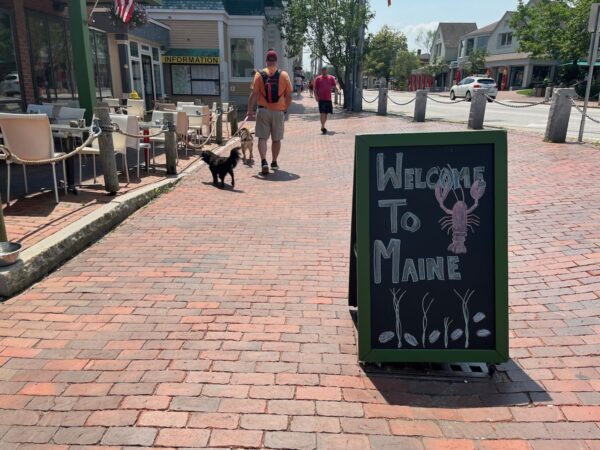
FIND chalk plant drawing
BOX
[420,293,435,348]
[454,288,475,348]
[443,316,453,348]
[435,166,486,254]
[391,288,406,348]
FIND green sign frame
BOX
[353,130,508,363]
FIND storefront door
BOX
[509,66,525,89]
[142,54,154,111]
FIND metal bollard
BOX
[414,90,428,122]
[229,103,238,137]
[377,88,388,116]
[94,103,120,195]
[163,112,178,175]
[216,109,223,145]
[544,88,575,143]
[467,89,487,130]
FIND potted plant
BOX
[0,194,22,267]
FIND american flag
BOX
[114,0,135,23]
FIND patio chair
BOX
[27,104,55,118]
[104,98,121,112]
[125,99,145,120]
[79,114,142,184]
[156,102,176,111]
[150,110,188,160]
[177,101,195,107]
[0,113,68,204]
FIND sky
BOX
[303,0,520,71]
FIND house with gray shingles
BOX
[456,0,557,91]
[430,22,478,88]
[148,0,299,105]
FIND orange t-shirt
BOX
[251,67,292,111]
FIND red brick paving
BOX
[1,142,219,249]
[0,95,599,447]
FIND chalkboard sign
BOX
[350,131,508,363]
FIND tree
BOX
[464,49,487,76]
[364,26,408,84]
[416,28,436,54]
[278,0,373,108]
[391,50,420,90]
[510,0,592,64]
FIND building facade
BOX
[148,0,297,107]
[430,22,477,89]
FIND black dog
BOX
[201,148,240,188]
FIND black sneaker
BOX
[321,128,327,134]
[271,161,279,170]
[261,159,269,175]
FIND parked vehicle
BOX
[450,76,497,102]
[0,73,20,97]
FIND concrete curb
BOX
[0,136,242,299]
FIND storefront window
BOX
[90,30,113,100]
[130,41,139,58]
[231,38,254,78]
[171,65,219,96]
[154,64,163,97]
[0,10,21,112]
[27,11,76,103]
[131,59,143,95]
[152,47,159,62]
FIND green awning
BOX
[162,48,220,64]
[560,60,600,67]
[163,49,219,57]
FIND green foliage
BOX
[364,26,408,82]
[559,62,585,84]
[278,0,373,105]
[510,0,593,63]
[416,29,436,53]
[464,49,487,76]
[391,50,420,87]
[517,88,534,96]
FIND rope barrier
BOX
[570,97,600,124]
[485,94,549,108]
[428,95,466,104]
[388,96,416,106]
[1,127,101,166]
[362,95,379,104]
[113,123,167,139]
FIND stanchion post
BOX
[229,103,238,137]
[163,112,178,175]
[0,194,7,242]
[544,88,576,143]
[544,86,553,102]
[216,109,224,145]
[467,89,487,130]
[94,103,120,195]
[377,87,388,116]
[334,90,339,105]
[414,90,428,122]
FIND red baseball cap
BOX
[266,50,278,61]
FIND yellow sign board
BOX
[162,55,221,64]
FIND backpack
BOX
[260,69,281,103]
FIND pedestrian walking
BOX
[247,50,293,175]
[314,66,339,134]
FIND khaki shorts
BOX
[255,108,285,141]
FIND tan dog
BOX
[239,128,254,162]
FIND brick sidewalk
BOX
[0,95,598,448]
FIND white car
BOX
[0,73,20,97]
[450,76,497,102]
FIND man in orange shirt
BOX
[247,50,293,175]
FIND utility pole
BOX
[580,3,600,142]
[353,0,366,112]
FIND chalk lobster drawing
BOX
[435,167,486,254]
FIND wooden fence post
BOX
[163,112,178,175]
[94,103,120,195]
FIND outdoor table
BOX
[139,121,162,172]
[51,123,88,194]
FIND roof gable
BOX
[439,22,477,48]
